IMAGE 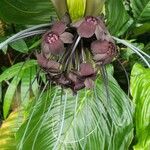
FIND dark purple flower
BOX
[79,63,95,77]
[42,21,73,56]
[73,16,107,39]
[79,63,96,89]
[84,78,94,89]
[36,53,60,70]
[91,40,117,64]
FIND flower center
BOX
[46,32,59,43]
[85,16,98,25]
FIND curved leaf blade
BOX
[130,64,150,150]
[17,72,134,149]
[0,110,24,150]
[0,0,56,24]
[105,0,133,36]
[0,60,37,82]
[131,0,150,23]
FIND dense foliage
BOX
[0,0,149,150]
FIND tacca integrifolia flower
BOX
[42,21,73,56]
[37,14,117,94]
[73,16,107,39]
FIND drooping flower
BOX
[37,14,117,94]
[79,62,95,77]
[36,53,60,71]
[79,63,96,89]
[42,21,73,56]
[91,40,117,65]
[73,16,107,39]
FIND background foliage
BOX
[0,0,149,150]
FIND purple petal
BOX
[68,72,78,83]
[51,21,66,34]
[93,54,107,61]
[77,21,96,38]
[47,60,60,70]
[95,25,105,40]
[48,39,65,55]
[74,81,85,91]
[91,40,111,54]
[91,40,117,64]
[36,53,47,68]
[84,78,94,89]
[79,63,95,77]
[60,32,73,43]
[41,41,51,55]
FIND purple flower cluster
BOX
[36,16,117,94]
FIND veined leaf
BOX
[21,66,38,108]
[0,0,56,24]
[3,75,22,119]
[131,0,150,23]
[105,0,133,36]
[1,60,38,118]
[130,64,150,150]
[10,39,28,53]
[0,110,24,150]
[17,70,134,150]
[0,60,37,82]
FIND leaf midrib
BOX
[133,0,150,21]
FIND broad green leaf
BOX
[0,60,37,82]
[0,0,56,24]
[3,74,22,119]
[131,23,150,37]
[130,64,150,150]
[21,66,37,108]
[17,71,134,149]
[105,0,132,36]
[131,0,150,23]
[0,110,24,150]
[67,0,86,21]
[1,60,38,118]
[10,39,28,53]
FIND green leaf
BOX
[0,0,56,24]
[0,110,24,150]
[0,60,37,82]
[10,39,28,53]
[3,75,22,119]
[17,72,134,149]
[131,0,150,23]
[131,23,150,37]
[130,64,150,150]
[21,66,38,108]
[105,0,132,36]
[1,60,38,118]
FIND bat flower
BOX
[73,16,107,39]
[91,40,117,65]
[67,72,85,92]
[36,53,60,71]
[42,21,73,56]
[79,63,96,89]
